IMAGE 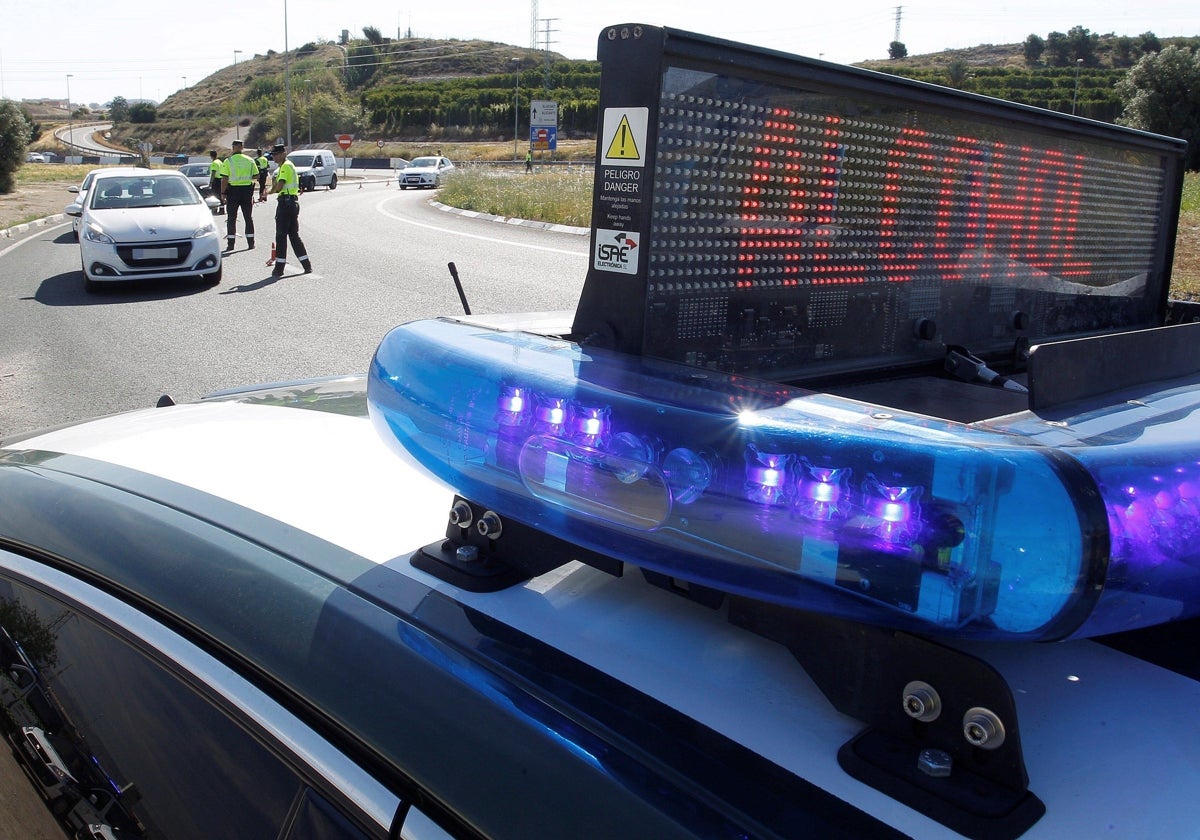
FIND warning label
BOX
[600,108,648,168]
[593,229,640,275]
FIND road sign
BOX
[336,134,353,150]
[530,126,557,151]
[377,139,384,149]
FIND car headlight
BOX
[83,223,114,244]
[193,222,217,239]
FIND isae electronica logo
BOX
[594,229,639,275]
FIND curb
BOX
[1,213,66,240]
[429,200,588,237]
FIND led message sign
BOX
[572,25,1185,383]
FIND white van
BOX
[286,149,337,191]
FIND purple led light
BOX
[797,463,851,522]
[862,475,922,544]
[568,402,611,450]
[495,383,531,429]
[745,446,790,506]
[532,394,568,436]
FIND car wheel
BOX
[329,175,337,190]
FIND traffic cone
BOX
[266,243,276,266]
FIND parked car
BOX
[65,170,222,292]
[26,152,47,163]
[397,155,454,189]
[177,162,213,198]
[10,726,78,804]
[286,149,337,191]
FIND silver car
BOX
[398,155,454,189]
[66,171,223,292]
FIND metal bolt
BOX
[902,681,942,722]
[448,500,473,529]
[455,544,480,563]
[917,748,953,778]
[963,707,1006,749]
[476,511,503,539]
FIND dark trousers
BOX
[226,185,255,246]
[274,197,309,268]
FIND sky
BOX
[0,0,1194,108]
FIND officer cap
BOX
[270,144,287,155]
[231,139,243,147]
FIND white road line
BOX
[374,196,587,257]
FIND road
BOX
[0,183,589,437]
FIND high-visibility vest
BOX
[227,152,258,186]
[275,159,300,196]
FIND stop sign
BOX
[336,134,353,150]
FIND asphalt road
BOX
[0,182,590,437]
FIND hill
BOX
[42,30,1199,157]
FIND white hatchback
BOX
[66,171,223,292]
[398,156,454,189]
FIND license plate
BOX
[133,247,178,260]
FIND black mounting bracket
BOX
[728,597,1044,840]
[412,496,622,592]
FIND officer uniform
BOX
[223,140,258,251]
[208,151,225,211]
[268,144,312,276]
[255,149,270,200]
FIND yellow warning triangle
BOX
[605,115,641,160]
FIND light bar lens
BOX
[369,319,1200,641]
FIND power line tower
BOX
[894,6,903,44]
[539,18,559,93]
[530,0,538,50]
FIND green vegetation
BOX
[437,166,593,227]
[0,100,33,192]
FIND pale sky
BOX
[1,0,1194,107]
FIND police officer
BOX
[255,148,270,201]
[221,140,259,251]
[268,144,312,276]
[208,150,225,212]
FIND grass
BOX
[437,166,594,227]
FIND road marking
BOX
[0,222,70,259]
[374,197,587,258]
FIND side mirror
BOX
[65,204,82,217]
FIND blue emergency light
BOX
[368,318,1200,642]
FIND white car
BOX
[65,170,222,292]
[26,152,47,163]
[398,156,454,189]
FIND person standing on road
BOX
[268,144,312,277]
[255,148,270,201]
[221,139,258,251]
[208,150,225,212]
[525,149,533,173]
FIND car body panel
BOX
[5,378,1200,838]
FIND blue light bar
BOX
[368,318,1200,641]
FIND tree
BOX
[1023,34,1045,66]
[0,99,33,193]
[1117,45,1200,169]
[129,102,157,124]
[888,41,907,60]
[0,598,59,669]
[1066,25,1100,66]
[346,44,379,88]
[363,25,383,45]
[1137,31,1162,55]
[1045,31,1071,66]
[108,95,130,124]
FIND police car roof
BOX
[3,375,1199,838]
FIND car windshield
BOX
[89,177,199,209]
[409,157,440,168]
[288,154,314,167]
